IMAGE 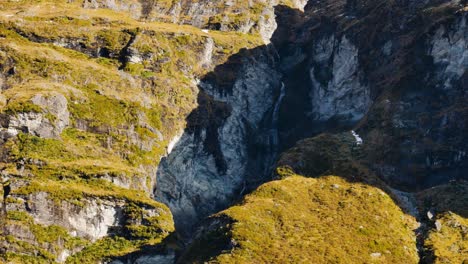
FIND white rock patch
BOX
[351,130,363,145]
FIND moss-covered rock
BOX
[415,182,468,263]
[424,212,468,264]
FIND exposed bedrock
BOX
[155,46,283,236]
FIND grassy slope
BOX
[184,174,419,264]
[1,1,464,263]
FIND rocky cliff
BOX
[154,42,289,235]
[0,0,466,263]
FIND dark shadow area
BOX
[115,5,306,262]
[278,0,467,191]
[185,91,231,173]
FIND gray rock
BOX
[127,47,143,64]
[31,93,70,132]
[107,251,175,264]
[200,37,214,68]
[309,36,371,122]
[4,93,69,139]
[81,0,307,42]
[134,253,175,264]
[8,191,160,243]
[427,210,434,220]
[435,220,442,232]
[3,187,169,262]
[57,250,71,263]
[291,0,309,10]
[429,16,467,90]
[257,5,278,43]
[155,49,282,234]
[25,192,124,241]
[8,112,56,138]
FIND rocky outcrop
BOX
[9,192,125,242]
[362,11,467,188]
[153,0,467,242]
[430,16,467,91]
[1,182,173,262]
[5,190,170,242]
[1,195,169,263]
[272,0,467,189]
[0,93,69,140]
[109,250,175,264]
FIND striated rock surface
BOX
[430,16,467,90]
[19,192,125,242]
[0,93,69,140]
[309,35,371,122]
[1,181,174,263]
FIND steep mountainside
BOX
[0,0,282,262]
[0,0,466,263]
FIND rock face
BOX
[1,93,69,140]
[273,0,467,189]
[361,13,467,189]
[10,192,125,242]
[155,48,282,235]
[154,0,467,241]
[430,16,467,90]
[2,183,173,263]
[82,0,307,42]
[309,35,371,122]
[109,251,175,264]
